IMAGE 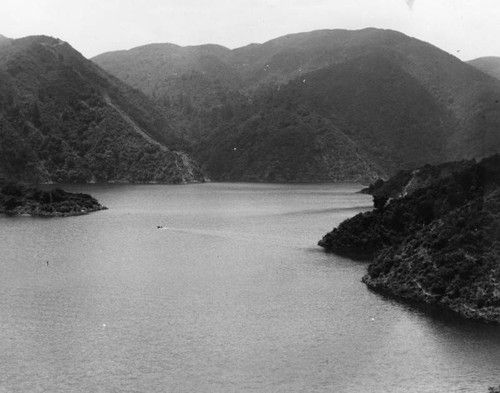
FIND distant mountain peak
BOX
[468,56,500,80]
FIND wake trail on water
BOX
[156,226,313,250]
[276,205,372,216]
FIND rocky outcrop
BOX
[361,159,476,198]
[363,189,500,323]
[319,155,500,323]
[0,182,107,217]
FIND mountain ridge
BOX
[93,28,500,182]
[0,35,204,184]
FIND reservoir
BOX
[1,183,499,392]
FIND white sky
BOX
[0,0,499,60]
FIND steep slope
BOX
[0,35,203,183]
[199,104,384,182]
[468,57,500,81]
[319,155,500,322]
[93,29,500,182]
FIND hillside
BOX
[93,43,245,138]
[93,28,500,182]
[0,35,204,184]
[468,57,500,81]
[319,155,500,322]
[0,35,11,46]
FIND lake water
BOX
[1,183,499,392]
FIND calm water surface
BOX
[1,183,499,392]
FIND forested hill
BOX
[0,35,204,184]
[94,28,500,182]
[468,57,500,81]
[319,155,500,323]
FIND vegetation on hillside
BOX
[0,181,106,216]
[0,36,204,184]
[94,28,500,182]
[319,155,500,322]
[197,102,383,182]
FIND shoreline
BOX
[362,275,500,324]
[0,205,108,218]
[1,183,108,218]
